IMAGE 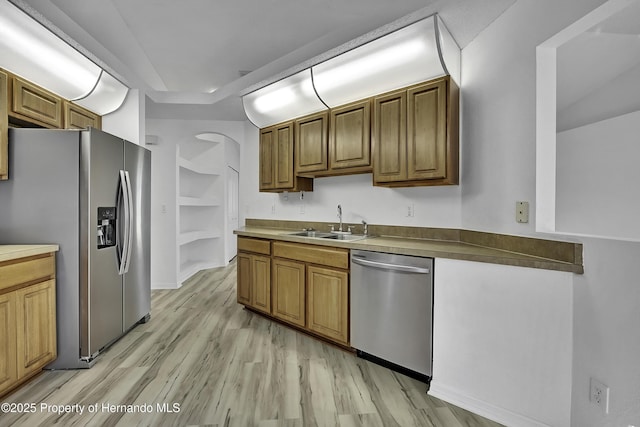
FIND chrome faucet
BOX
[337,204,343,232]
[362,220,368,236]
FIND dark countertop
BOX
[235,224,583,274]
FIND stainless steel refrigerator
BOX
[0,127,151,369]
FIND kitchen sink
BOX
[288,230,334,238]
[320,234,368,241]
[286,230,368,242]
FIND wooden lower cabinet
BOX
[237,237,272,315]
[236,238,351,347]
[0,292,18,395]
[271,258,306,328]
[15,280,56,380]
[0,252,57,398]
[307,266,349,345]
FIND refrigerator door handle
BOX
[117,170,131,275]
[123,170,134,273]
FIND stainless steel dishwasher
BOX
[350,249,433,384]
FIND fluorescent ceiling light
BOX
[313,15,453,107]
[243,69,326,128]
[242,14,460,127]
[0,0,101,100]
[74,71,129,115]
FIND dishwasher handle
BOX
[352,256,430,274]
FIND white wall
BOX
[556,110,640,241]
[461,0,640,425]
[431,259,573,427]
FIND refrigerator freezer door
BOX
[80,129,124,359]
[123,142,151,330]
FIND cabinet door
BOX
[407,79,447,180]
[275,123,295,189]
[0,292,17,395]
[329,100,372,171]
[272,259,306,327]
[251,255,271,315]
[307,266,349,345]
[237,253,252,305]
[0,69,8,180]
[295,111,328,174]
[64,101,101,130]
[11,76,63,128]
[373,90,407,183]
[15,280,57,379]
[259,128,276,190]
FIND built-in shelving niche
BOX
[176,132,224,283]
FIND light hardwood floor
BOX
[1,262,504,427]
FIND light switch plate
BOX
[516,201,529,223]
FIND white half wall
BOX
[431,259,573,427]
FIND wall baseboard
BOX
[151,281,180,290]
[428,382,553,427]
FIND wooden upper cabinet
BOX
[259,121,312,193]
[64,101,102,130]
[259,128,276,190]
[373,76,459,187]
[329,99,372,173]
[0,70,8,181]
[295,111,328,174]
[373,89,407,183]
[10,76,63,128]
[275,123,295,188]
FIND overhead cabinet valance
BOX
[0,1,128,115]
[242,14,460,128]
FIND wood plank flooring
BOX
[1,262,504,427]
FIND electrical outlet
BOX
[271,203,276,214]
[299,203,305,214]
[516,201,529,223]
[590,378,610,414]
[407,205,414,217]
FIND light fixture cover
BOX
[0,0,101,100]
[312,15,458,107]
[242,69,327,128]
[74,71,129,115]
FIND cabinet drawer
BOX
[11,77,63,128]
[237,237,271,255]
[64,101,101,130]
[273,242,349,269]
[0,254,56,293]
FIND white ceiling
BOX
[14,0,516,120]
[556,0,640,131]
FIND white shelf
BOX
[175,133,226,286]
[178,230,220,246]
[178,157,219,175]
[179,196,220,207]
